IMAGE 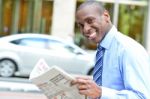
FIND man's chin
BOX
[88,38,98,43]
[93,38,100,44]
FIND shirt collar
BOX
[98,25,117,50]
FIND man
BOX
[72,1,150,99]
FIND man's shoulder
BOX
[114,32,147,56]
[114,32,140,47]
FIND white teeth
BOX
[89,32,96,40]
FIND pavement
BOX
[0,92,47,99]
[0,77,46,99]
[0,77,40,92]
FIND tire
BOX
[0,59,17,77]
[88,68,94,75]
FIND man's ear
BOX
[103,10,110,23]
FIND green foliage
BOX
[118,5,145,43]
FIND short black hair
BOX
[77,1,105,14]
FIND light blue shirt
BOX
[98,26,150,99]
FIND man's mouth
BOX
[88,32,96,40]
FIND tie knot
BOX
[97,46,104,51]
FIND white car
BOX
[0,33,95,77]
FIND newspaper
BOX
[29,59,85,99]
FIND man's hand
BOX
[71,76,102,99]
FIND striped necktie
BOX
[93,46,105,86]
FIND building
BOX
[0,0,150,52]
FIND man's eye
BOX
[87,19,93,24]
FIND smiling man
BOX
[72,1,150,99]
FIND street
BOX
[0,77,47,99]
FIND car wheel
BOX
[0,59,17,77]
[88,68,94,75]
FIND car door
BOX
[45,40,86,74]
[11,37,51,74]
[12,37,80,74]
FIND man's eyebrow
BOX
[84,17,95,21]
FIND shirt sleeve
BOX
[101,87,147,99]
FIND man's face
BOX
[76,6,107,43]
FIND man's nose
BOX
[83,23,91,33]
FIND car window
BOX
[47,40,75,53]
[64,45,75,53]
[11,38,48,49]
[11,37,79,54]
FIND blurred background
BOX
[0,0,149,99]
[0,0,149,51]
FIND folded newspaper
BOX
[29,59,85,99]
